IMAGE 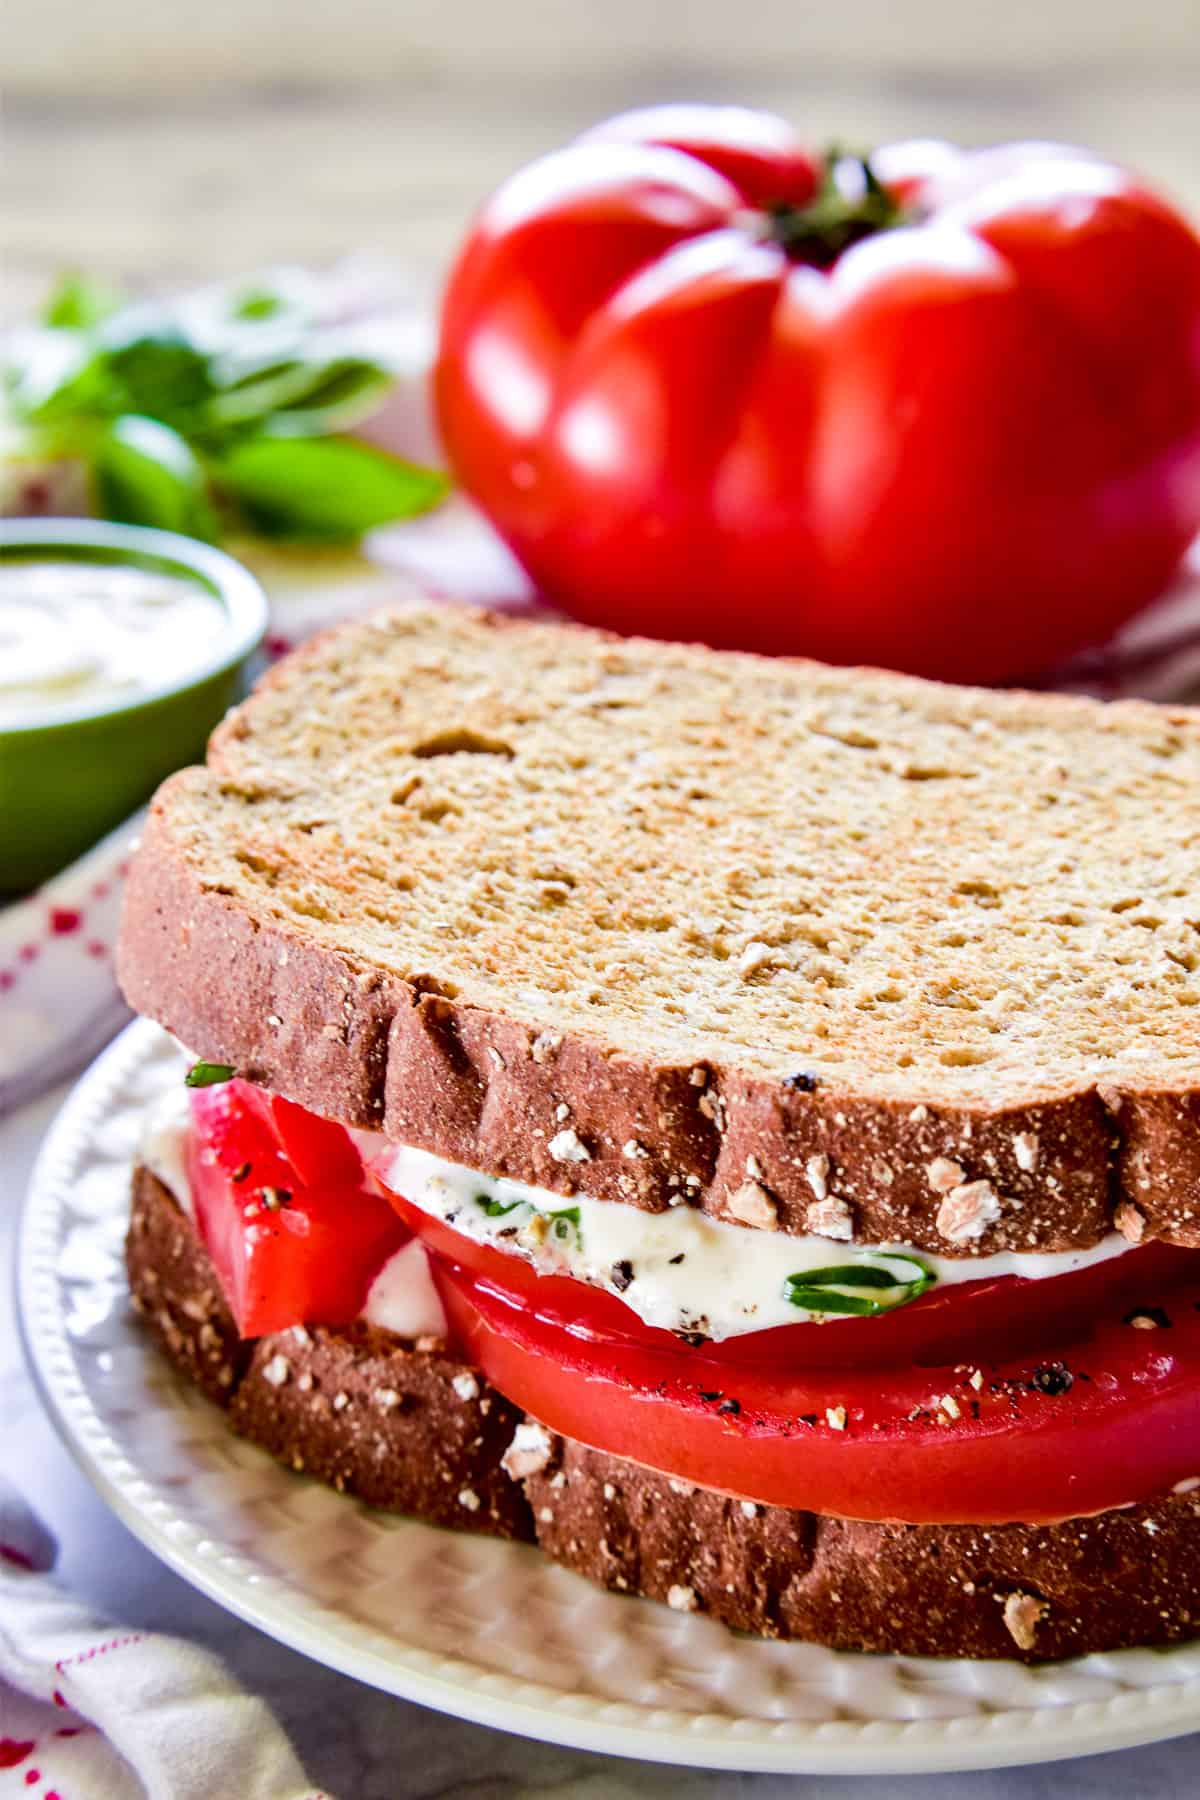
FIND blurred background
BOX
[6,0,1200,319]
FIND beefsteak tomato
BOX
[436,106,1200,682]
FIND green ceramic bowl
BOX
[0,519,268,892]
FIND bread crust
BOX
[127,1166,1200,1661]
[120,803,1199,1253]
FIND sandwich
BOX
[116,605,1200,1662]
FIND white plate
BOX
[17,1020,1200,1775]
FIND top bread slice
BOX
[118,604,1200,1255]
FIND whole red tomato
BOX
[435,106,1200,682]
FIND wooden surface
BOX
[5,0,1200,323]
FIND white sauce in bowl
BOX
[0,559,229,725]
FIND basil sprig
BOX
[783,1254,933,1318]
[3,272,448,544]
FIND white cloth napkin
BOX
[0,1477,331,1800]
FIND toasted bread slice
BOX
[118,605,1200,1253]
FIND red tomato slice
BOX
[188,1080,407,1337]
[383,1185,1199,1370]
[435,1253,1200,1524]
[269,1093,363,1188]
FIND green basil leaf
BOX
[17,341,119,425]
[231,288,287,322]
[205,357,389,437]
[90,415,218,540]
[213,434,448,541]
[42,272,125,330]
[782,1284,885,1316]
[477,1193,526,1218]
[185,1061,235,1088]
[262,359,393,435]
[101,329,217,433]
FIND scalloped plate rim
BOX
[14,1019,1200,1775]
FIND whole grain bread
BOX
[118,605,1200,1254]
[128,1166,1200,1661]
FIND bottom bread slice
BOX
[128,1164,1200,1661]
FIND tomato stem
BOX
[763,144,909,265]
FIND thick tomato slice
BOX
[435,1252,1200,1524]
[188,1080,407,1337]
[383,1186,1198,1370]
[269,1093,364,1188]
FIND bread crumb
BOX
[548,1127,591,1164]
[1002,1590,1048,1651]
[805,1152,830,1201]
[1115,1202,1145,1245]
[826,1405,847,1431]
[927,1156,966,1193]
[501,1420,554,1479]
[909,1104,929,1123]
[622,1138,649,1160]
[1013,1132,1040,1174]
[667,1583,698,1612]
[375,1387,402,1411]
[737,940,781,978]
[740,1500,759,1519]
[698,1089,727,1130]
[530,1032,562,1064]
[725,1179,778,1230]
[603,1482,616,1500]
[805,1196,854,1242]
[333,1391,350,1411]
[458,1488,481,1512]
[262,1354,289,1387]
[936,1180,1004,1242]
[554,1101,570,1122]
[452,1372,480,1402]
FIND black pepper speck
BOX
[1032,1361,1074,1396]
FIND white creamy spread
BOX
[382,1143,1134,1342]
[139,1083,195,1219]
[138,1104,1135,1343]
[0,559,228,724]
[362,1240,448,1339]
